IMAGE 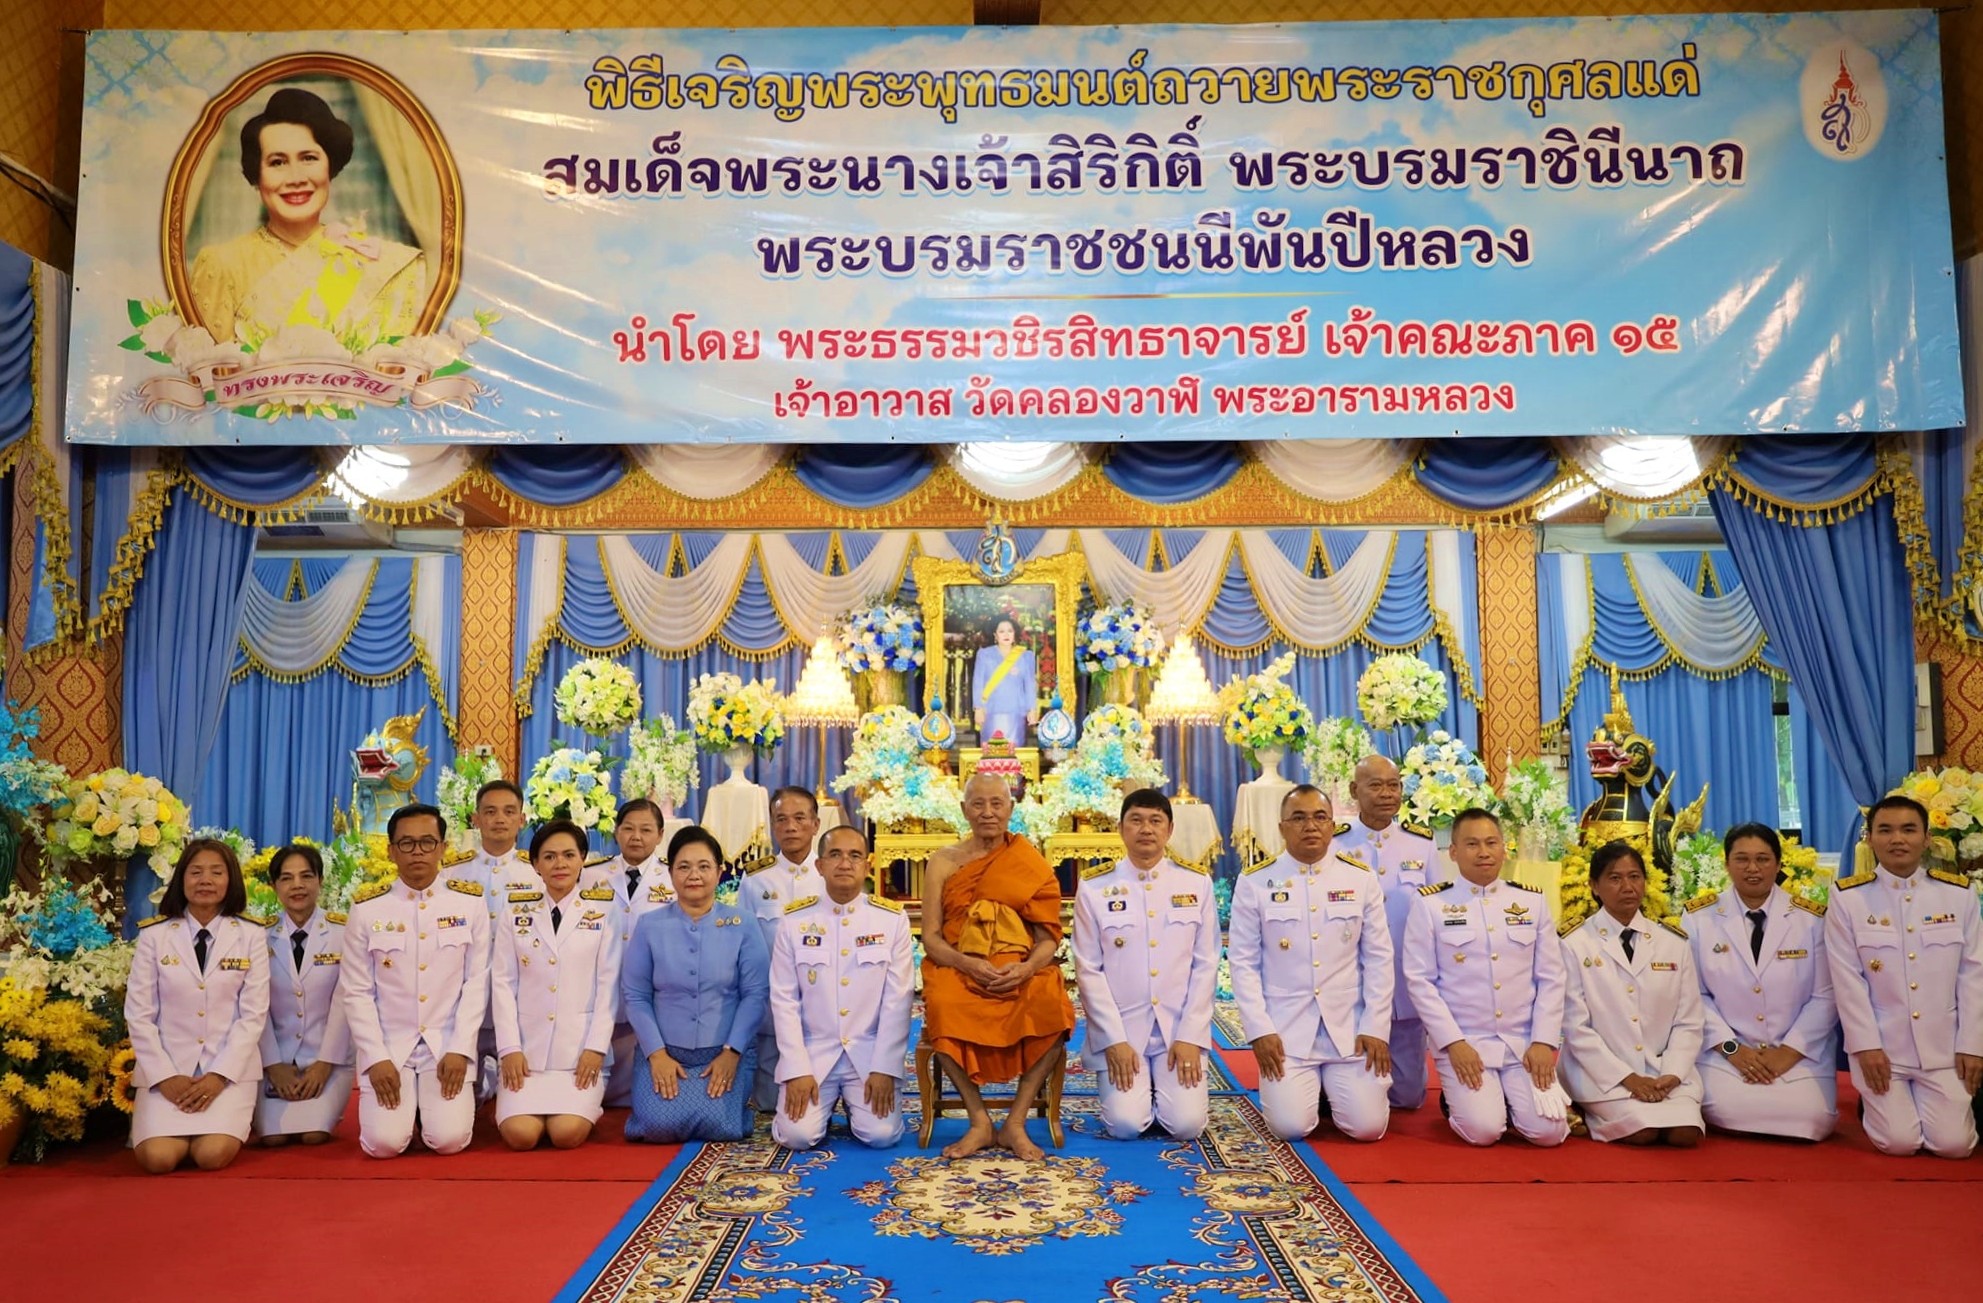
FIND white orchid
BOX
[138,312,184,352]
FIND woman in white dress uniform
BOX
[1560,841,1706,1146]
[256,844,355,1145]
[125,839,272,1172]
[493,819,624,1150]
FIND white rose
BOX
[163,325,230,368]
[138,312,184,352]
[398,334,463,373]
[445,316,485,347]
[256,323,349,363]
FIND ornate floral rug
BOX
[1212,999,1250,1049]
[554,1096,1442,1303]
[901,1018,1244,1097]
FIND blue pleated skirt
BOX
[624,1042,758,1144]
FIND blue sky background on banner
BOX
[69,13,1961,445]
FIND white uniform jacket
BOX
[341,877,492,1070]
[768,892,914,1083]
[746,854,826,952]
[458,847,536,919]
[1229,851,1393,1062]
[1686,886,1837,1075]
[1333,819,1436,1025]
[259,908,353,1070]
[583,852,675,1023]
[1825,865,1983,1069]
[1560,911,1705,1104]
[1072,856,1221,1066]
[127,912,271,1089]
[1403,877,1564,1066]
[493,883,624,1069]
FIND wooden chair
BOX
[913,1036,1066,1149]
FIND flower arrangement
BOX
[1081,703,1155,754]
[1356,653,1450,733]
[834,708,969,835]
[241,831,394,917]
[1218,652,1315,754]
[0,978,117,1161]
[835,602,926,674]
[1303,716,1377,807]
[0,878,133,1010]
[1078,601,1164,673]
[624,715,700,811]
[0,700,69,826]
[526,747,620,831]
[1398,730,1497,830]
[1498,759,1577,859]
[46,769,189,878]
[436,749,504,847]
[1892,767,1983,884]
[688,672,787,755]
[554,657,643,738]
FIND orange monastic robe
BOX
[923,833,1076,1085]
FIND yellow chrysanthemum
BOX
[2,1038,37,1062]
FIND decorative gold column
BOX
[1475,526,1542,785]
[457,528,520,779]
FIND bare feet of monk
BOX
[943,1117,999,1159]
[997,1116,1046,1162]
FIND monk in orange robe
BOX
[922,773,1075,1160]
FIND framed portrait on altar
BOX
[913,552,1082,748]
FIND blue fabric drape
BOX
[1917,429,1968,604]
[1562,665,1780,840]
[0,241,33,459]
[1416,440,1559,510]
[792,445,932,507]
[181,448,326,505]
[1790,687,1860,855]
[121,490,258,930]
[1102,442,1241,503]
[487,447,627,506]
[1721,435,1879,505]
[1712,493,1915,814]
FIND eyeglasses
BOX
[392,837,443,855]
[1279,813,1335,828]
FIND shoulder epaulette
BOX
[353,882,391,904]
[446,878,485,897]
[1335,851,1372,872]
[747,861,777,876]
[1176,860,1210,876]
[1080,862,1114,880]
[1659,917,1688,939]
[1506,881,1543,894]
[508,889,543,903]
[1334,820,1352,836]
[1833,869,1876,891]
[1557,915,1582,937]
[517,849,530,862]
[579,885,615,901]
[1401,822,1432,838]
[137,913,167,929]
[1242,858,1274,875]
[868,895,905,914]
[238,912,271,928]
[1928,867,1971,889]
[784,895,819,914]
[1418,881,1453,897]
[441,847,474,867]
[1683,893,1719,913]
[585,852,612,867]
[325,911,347,925]
[1787,895,1826,918]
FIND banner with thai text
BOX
[69,14,1960,444]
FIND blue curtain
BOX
[792,445,932,507]
[121,490,258,930]
[487,447,628,506]
[1712,492,1914,814]
[0,240,31,458]
[1561,665,1780,839]
[1417,439,1559,510]
[1102,442,1242,502]
[1790,687,1860,855]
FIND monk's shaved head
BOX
[962,772,1014,805]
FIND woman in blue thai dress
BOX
[971,616,1037,745]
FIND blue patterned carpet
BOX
[554,1094,1442,1303]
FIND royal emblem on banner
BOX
[1803,42,1885,161]
[973,517,1019,586]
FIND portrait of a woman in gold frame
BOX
[913,552,1084,743]
[159,52,464,345]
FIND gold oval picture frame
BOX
[160,51,464,341]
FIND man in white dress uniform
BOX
[1229,784,1394,1142]
[584,798,676,1106]
[747,786,826,1111]
[1825,795,1982,1158]
[1072,788,1222,1140]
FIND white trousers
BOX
[1852,1059,1978,1159]
[357,1064,476,1158]
[771,1057,904,1150]
[1097,1048,1210,1140]
[1434,1056,1568,1148]
[1700,1061,1837,1142]
[1259,1057,1391,1142]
